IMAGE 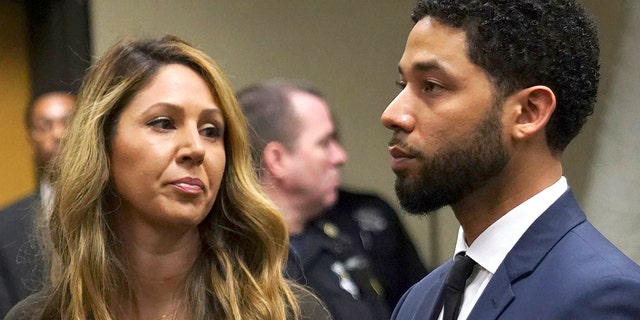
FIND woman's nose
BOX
[177,128,205,165]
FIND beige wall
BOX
[90,0,639,266]
[0,2,34,208]
[582,0,640,262]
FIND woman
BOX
[5,35,330,320]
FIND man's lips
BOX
[388,146,414,159]
[171,177,205,194]
[388,146,415,170]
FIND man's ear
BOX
[508,85,556,140]
[262,141,288,178]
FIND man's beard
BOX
[392,104,510,215]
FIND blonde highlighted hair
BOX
[42,35,299,319]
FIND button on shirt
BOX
[438,177,568,320]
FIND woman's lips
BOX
[171,177,204,194]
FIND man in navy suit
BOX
[0,92,74,318]
[381,0,640,319]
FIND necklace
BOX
[158,305,179,320]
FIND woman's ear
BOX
[509,85,556,140]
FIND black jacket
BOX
[324,189,429,309]
[286,220,389,320]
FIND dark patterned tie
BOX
[442,252,477,320]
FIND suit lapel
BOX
[424,266,447,320]
[467,265,514,319]
[392,261,450,320]
[468,190,587,319]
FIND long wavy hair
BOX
[41,35,299,319]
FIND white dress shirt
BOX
[39,179,55,217]
[438,176,568,320]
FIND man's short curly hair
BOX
[412,0,600,154]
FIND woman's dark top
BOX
[4,287,332,320]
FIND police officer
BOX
[237,80,390,320]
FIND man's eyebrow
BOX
[398,60,446,76]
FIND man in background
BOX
[0,92,74,317]
[237,80,391,320]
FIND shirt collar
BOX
[454,177,568,273]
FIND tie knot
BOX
[444,252,477,292]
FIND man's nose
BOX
[381,90,415,133]
[52,121,67,141]
[331,140,348,166]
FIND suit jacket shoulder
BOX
[392,191,640,320]
[0,193,43,319]
[391,261,449,320]
[473,190,640,319]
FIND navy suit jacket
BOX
[392,191,640,319]
[0,193,44,318]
